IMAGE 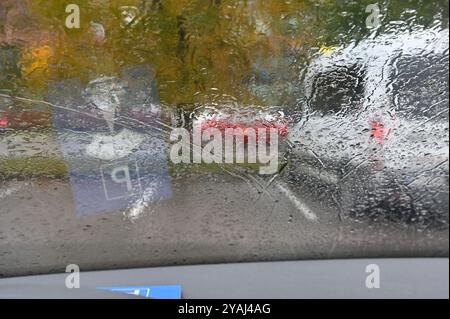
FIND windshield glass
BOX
[0,0,448,277]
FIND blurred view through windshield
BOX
[0,0,449,277]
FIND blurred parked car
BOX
[288,29,449,225]
[0,96,52,132]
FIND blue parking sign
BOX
[48,65,172,216]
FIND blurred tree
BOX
[0,0,447,108]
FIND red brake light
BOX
[371,121,391,144]
[0,117,8,128]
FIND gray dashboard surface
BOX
[0,258,448,299]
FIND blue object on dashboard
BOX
[98,285,182,299]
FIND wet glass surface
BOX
[0,0,448,277]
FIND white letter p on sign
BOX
[111,165,132,192]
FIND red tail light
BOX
[201,119,288,144]
[370,120,391,144]
[0,117,8,128]
[197,108,288,145]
